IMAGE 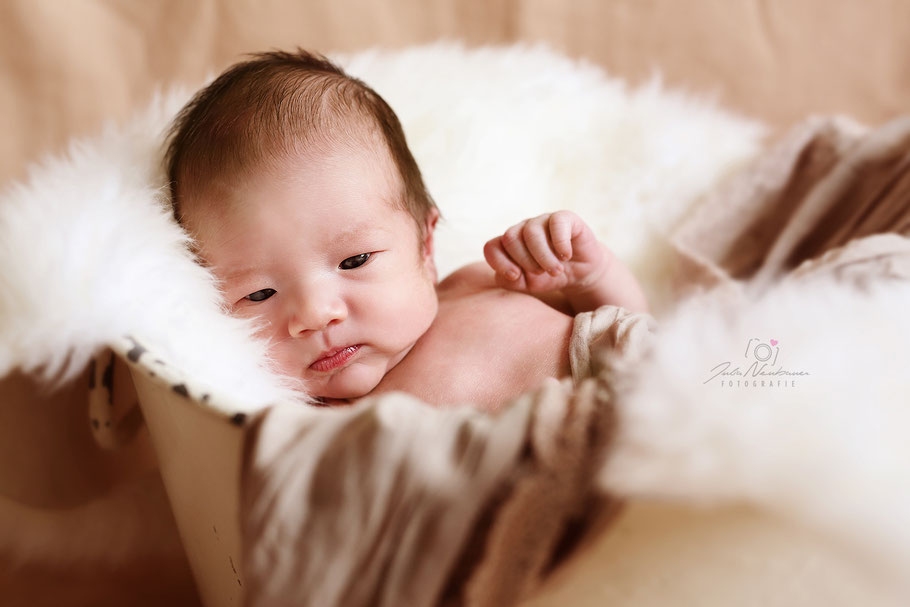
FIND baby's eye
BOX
[339,253,372,270]
[244,288,276,302]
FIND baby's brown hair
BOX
[165,49,436,234]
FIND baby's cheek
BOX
[231,306,282,338]
[390,284,434,320]
[270,344,304,378]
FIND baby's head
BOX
[165,50,440,400]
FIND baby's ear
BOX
[422,207,440,258]
[422,207,440,280]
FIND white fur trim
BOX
[0,43,762,410]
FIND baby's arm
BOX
[483,211,649,314]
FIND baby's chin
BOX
[305,361,384,401]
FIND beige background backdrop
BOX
[1,0,909,186]
[0,1,908,605]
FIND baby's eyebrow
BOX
[223,266,261,283]
[333,223,391,245]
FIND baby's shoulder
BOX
[437,261,574,314]
[436,261,497,295]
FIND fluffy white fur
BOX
[342,45,764,308]
[0,87,303,409]
[600,275,910,593]
[0,42,762,411]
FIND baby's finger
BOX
[501,222,544,274]
[522,217,563,275]
[547,211,575,261]
[483,237,522,281]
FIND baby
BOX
[166,50,649,410]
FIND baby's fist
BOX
[483,210,607,295]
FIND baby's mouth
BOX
[309,345,361,372]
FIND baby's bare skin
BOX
[369,263,573,410]
[184,146,647,409]
[369,210,650,409]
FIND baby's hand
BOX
[483,210,608,297]
[483,210,650,314]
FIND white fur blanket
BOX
[2,43,909,605]
[0,43,762,401]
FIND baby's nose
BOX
[288,294,347,335]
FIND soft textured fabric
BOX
[239,303,654,607]
[569,305,658,382]
[597,116,910,601]
[671,115,910,299]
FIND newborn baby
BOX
[166,49,649,410]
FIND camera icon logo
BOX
[744,338,780,366]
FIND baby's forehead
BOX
[190,129,397,197]
[186,151,409,227]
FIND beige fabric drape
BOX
[240,304,658,607]
[671,116,910,300]
[3,0,910,186]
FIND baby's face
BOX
[183,144,439,399]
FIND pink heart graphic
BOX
[770,339,778,346]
